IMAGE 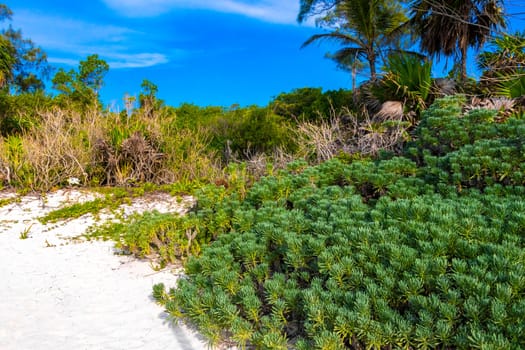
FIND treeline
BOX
[0,2,524,192]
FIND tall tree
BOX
[77,54,109,96]
[409,0,506,83]
[301,0,409,81]
[0,34,15,88]
[52,54,109,108]
[0,4,50,93]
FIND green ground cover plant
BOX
[38,197,116,224]
[37,187,143,224]
[152,96,525,349]
[87,211,193,267]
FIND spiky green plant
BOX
[375,52,432,113]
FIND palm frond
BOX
[301,32,364,49]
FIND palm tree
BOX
[409,0,506,84]
[301,0,409,82]
[478,31,525,77]
[325,51,366,91]
[478,31,525,97]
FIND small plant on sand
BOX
[38,193,124,224]
[0,197,15,207]
[19,224,32,239]
[87,210,197,267]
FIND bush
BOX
[153,96,525,349]
[0,91,53,136]
[410,95,525,191]
[270,87,354,122]
[210,106,296,161]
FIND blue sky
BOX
[4,0,525,108]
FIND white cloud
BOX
[100,0,301,24]
[106,53,169,68]
[10,10,172,69]
[47,57,80,66]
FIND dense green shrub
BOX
[155,159,525,349]
[153,96,525,349]
[410,95,525,190]
[0,91,52,135]
[270,87,354,122]
[204,106,296,162]
[172,103,224,130]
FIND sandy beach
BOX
[0,189,210,350]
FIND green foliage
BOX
[301,0,410,81]
[0,134,33,187]
[52,54,109,109]
[138,79,164,117]
[0,8,50,93]
[494,72,525,98]
[270,87,353,121]
[0,196,16,207]
[0,34,15,88]
[38,197,114,224]
[409,0,507,82]
[0,90,52,135]
[38,187,155,224]
[88,210,194,267]
[172,103,224,130]
[153,96,525,348]
[375,53,432,112]
[410,95,525,190]
[479,31,525,97]
[212,106,294,158]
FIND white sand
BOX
[0,189,211,350]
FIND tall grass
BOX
[0,104,224,191]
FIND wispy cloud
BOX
[10,10,172,69]
[100,0,301,24]
[105,53,169,68]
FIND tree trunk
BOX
[460,44,468,84]
[369,52,377,81]
[352,63,357,91]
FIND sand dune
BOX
[0,189,209,350]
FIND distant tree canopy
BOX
[270,87,353,121]
[0,4,50,93]
[52,54,109,108]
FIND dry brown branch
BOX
[295,117,343,163]
[23,109,90,191]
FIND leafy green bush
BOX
[209,106,295,160]
[410,95,525,190]
[153,96,525,349]
[155,159,525,349]
[270,87,354,122]
[0,91,52,136]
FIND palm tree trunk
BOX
[369,52,377,81]
[352,63,357,91]
[460,44,468,84]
